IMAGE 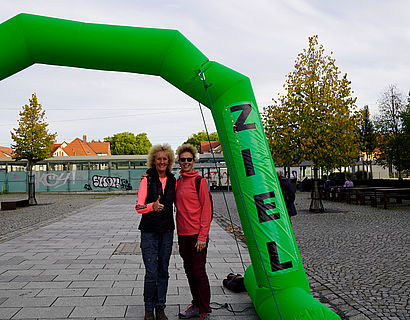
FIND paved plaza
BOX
[0,192,409,319]
[0,195,257,320]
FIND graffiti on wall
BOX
[90,175,132,190]
[203,169,229,186]
[35,171,76,189]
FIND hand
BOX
[153,196,164,212]
[140,173,148,181]
[195,239,206,252]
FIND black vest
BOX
[138,168,176,233]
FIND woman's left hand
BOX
[195,239,206,252]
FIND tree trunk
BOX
[370,160,373,179]
[362,156,365,178]
[309,167,324,213]
[28,161,37,205]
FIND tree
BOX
[184,131,219,152]
[262,35,362,212]
[359,106,377,179]
[11,93,57,204]
[104,132,151,155]
[134,133,152,155]
[374,85,407,179]
[401,94,410,174]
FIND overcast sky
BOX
[0,0,409,150]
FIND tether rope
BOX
[197,99,246,274]
[198,69,283,320]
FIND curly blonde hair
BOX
[147,144,175,172]
[176,144,199,162]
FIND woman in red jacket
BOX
[176,144,212,320]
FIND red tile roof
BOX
[1,136,110,158]
[88,142,111,155]
[200,141,222,154]
[53,135,111,157]
[0,146,13,157]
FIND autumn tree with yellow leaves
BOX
[11,94,57,204]
[263,35,362,212]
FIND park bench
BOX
[370,188,410,209]
[1,199,29,210]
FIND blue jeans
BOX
[140,231,174,311]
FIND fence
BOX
[0,169,145,193]
[0,167,231,193]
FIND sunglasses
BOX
[179,157,193,162]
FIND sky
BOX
[0,0,409,151]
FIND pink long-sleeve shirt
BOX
[175,170,212,242]
[135,177,167,214]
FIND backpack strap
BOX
[195,175,203,196]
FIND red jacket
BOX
[176,170,212,242]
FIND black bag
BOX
[222,273,246,293]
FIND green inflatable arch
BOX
[0,14,340,320]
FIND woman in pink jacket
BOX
[176,144,212,320]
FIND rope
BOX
[210,302,254,313]
[197,99,246,274]
[197,69,284,320]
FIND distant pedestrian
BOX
[277,171,297,219]
[343,177,354,188]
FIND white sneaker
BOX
[178,304,200,319]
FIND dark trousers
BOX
[140,231,174,311]
[178,234,211,314]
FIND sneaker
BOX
[144,310,154,320]
[199,313,209,320]
[155,306,168,320]
[178,304,200,319]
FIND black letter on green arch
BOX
[241,149,255,177]
[254,192,279,223]
[267,241,293,272]
[230,104,256,132]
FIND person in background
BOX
[135,144,176,320]
[277,171,297,220]
[343,176,354,188]
[176,144,212,320]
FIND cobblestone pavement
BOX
[212,191,410,320]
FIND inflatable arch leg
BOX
[0,14,340,320]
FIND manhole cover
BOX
[113,242,179,255]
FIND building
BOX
[0,146,13,158]
[200,141,222,154]
[52,135,111,157]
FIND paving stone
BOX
[0,275,16,282]
[12,275,57,282]
[69,305,126,318]
[68,280,114,288]
[85,287,133,296]
[0,296,56,307]
[52,296,105,306]
[23,281,71,289]
[0,307,20,319]
[36,288,87,297]
[12,306,74,319]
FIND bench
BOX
[371,188,410,209]
[1,199,29,211]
